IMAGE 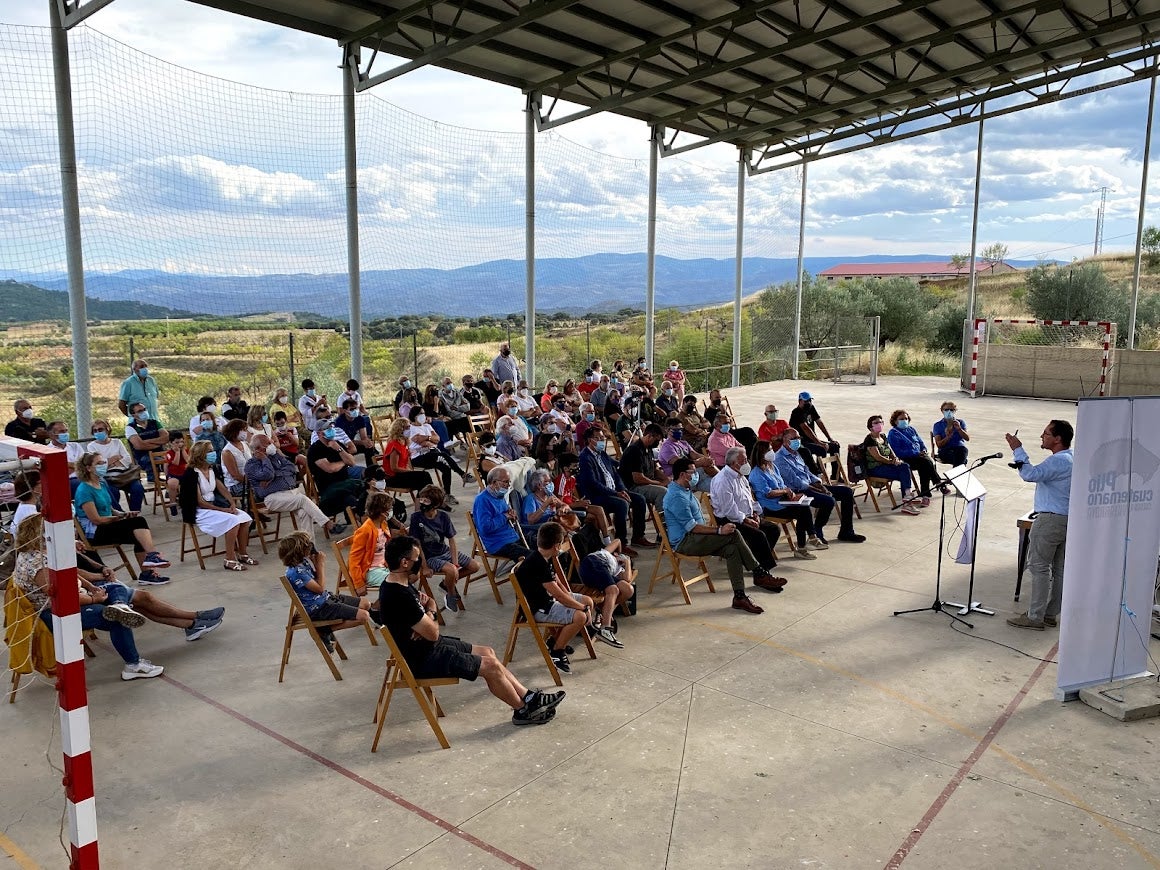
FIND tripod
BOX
[893,461,984,629]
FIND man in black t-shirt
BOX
[460,375,485,413]
[788,391,841,477]
[378,536,564,726]
[618,423,669,509]
[221,385,250,422]
[5,399,47,443]
[306,427,364,518]
[513,523,593,675]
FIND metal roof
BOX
[183,0,1160,168]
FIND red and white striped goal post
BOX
[969,318,1113,398]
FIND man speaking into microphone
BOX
[1003,420,1075,631]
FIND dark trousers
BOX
[319,479,363,519]
[413,450,461,491]
[762,504,816,546]
[938,445,968,467]
[809,484,856,538]
[715,516,778,570]
[589,491,647,542]
[905,453,940,498]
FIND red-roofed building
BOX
[819,260,1017,283]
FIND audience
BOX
[280,531,374,652]
[757,403,788,445]
[348,491,400,594]
[471,466,532,562]
[189,395,225,438]
[707,413,745,468]
[491,342,521,387]
[495,397,534,460]
[658,418,716,490]
[774,429,865,544]
[220,419,252,498]
[86,419,146,512]
[662,360,686,401]
[789,391,841,477]
[618,422,669,510]
[298,379,324,433]
[748,439,822,558]
[577,426,654,556]
[124,401,169,474]
[307,416,366,519]
[520,468,571,541]
[245,432,336,534]
[221,385,250,422]
[677,396,712,450]
[409,485,479,613]
[886,409,939,505]
[513,522,594,675]
[380,417,434,492]
[862,414,920,515]
[408,406,470,500]
[709,446,787,592]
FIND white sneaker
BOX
[103,602,146,629]
[121,659,164,681]
[443,440,457,450]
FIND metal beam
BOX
[50,0,92,435]
[732,149,746,389]
[645,125,659,371]
[55,0,117,29]
[792,160,807,380]
[525,92,537,389]
[1130,62,1158,351]
[343,44,363,383]
[966,112,986,338]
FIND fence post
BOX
[703,319,710,392]
[288,332,296,404]
[128,335,135,370]
[586,321,591,364]
[412,332,419,386]
[833,320,841,381]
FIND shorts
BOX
[535,592,585,625]
[310,593,362,622]
[578,552,622,591]
[365,567,389,588]
[412,636,481,681]
[426,550,472,573]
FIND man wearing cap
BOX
[789,391,841,478]
[118,359,160,421]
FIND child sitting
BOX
[273,410,309,475]
[408,485,480,613]
[578,548,634,649]
[278,531,375,650]
[164,432,190,516]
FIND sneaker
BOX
[444,593,460,613]
[141,552,171,569]
[197,606,226,622]
[793,549,817,560]
[550,651,572,674]
[1043,615,1058,628]
[595,626,624,648]
[1006,613,1045,631]
[443,440,458,450]
[901,504,921,516]
[525,688,566,715]
[732,594,764,614]
[512,705,556,726]
[920,497,932,508]
[318,629,336,653]
[121,659,164,681]
[807,537,829,550]
[445,494,460,506]
[169,504,179,517]
[837,532,866,543]
[329,522,347,535]
[136,571,171,586]
[103,602,146,628]
[185,616,222,641]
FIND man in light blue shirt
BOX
[1004,419,1074,630]
[773,429,865,543]
[118,359,160,421]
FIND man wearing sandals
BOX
[379,535,564,726]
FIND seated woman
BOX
[559,378,582,414]
[270,388,300,429]
[10,471,40,536]
[603,383,624,428]
[539,379,561,413]
[886,409,940,506]
[475,431,502,482]
[247,404,272,441]
[86,418,146,512]
[407,405,470,500]
[862,414,920,515]
[662,359,686,401]
[423,384,468,440]
[494,398,533,461]
[409,485,480,613]
[188,395,224,438]
[397,387,423,422]
[514,380,541,422]
[73,453,172,585]
[194,410,227,458]
[179,441,257,571]
[220,419,252,499]
[14,513,165,680]
[349,491,402,594]
[677,395,712,450]
[932,401,970,466]
[520,468,577,541]
[747,439,822,557]
[380,417,434,492]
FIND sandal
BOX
[238,555,259,566]
[223,560,247,572]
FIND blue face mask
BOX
[897,419,910,429]
[261,414,268,424]
[201,420,213,431]
[205,451,218,465]
[306,389,316,398]
[789,439,802,450]
[495,487,510,499]
[323,427,338,440]
[585,413,595,422]
[595,440,607,452]
[689,471,699,487]
[671,429,683,441]
[135,411,148,422]
[720,424,731,434]
[545,481,555,494]
[137,367,149,378]
[403,380,412,389]
[94,463,108,477]
[507,407,518,417]
[56,432,69,445]
[94,431,108,442]
[943,410,955,421]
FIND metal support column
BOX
[732,149,746,388]
[51,0,92,435]
[792,161,808,379]
[965,114,985,340]
[343,44,363,381]
[525,94,538,387]
[644,126,660,370]
[1130,63,1158,351]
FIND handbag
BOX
[107,465,143,488]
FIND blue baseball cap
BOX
[798,391,813,401]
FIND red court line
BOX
[161,674,535,870]
[884,643,1058,869]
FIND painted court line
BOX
[160,674,535,870]
[0,831,41,870]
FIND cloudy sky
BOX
[2,0,1157,287]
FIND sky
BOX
[2,0,1158,279]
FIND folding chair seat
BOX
[647,505,714,605]
[464,512,518,605]
[248,488,299,556]
[502,565,596,687]
[147,451,172,521]
[371,627,459,751]
[326,535,380,645]
[277,574,363,682]
[179,521,219,570]
[73,518,137,582]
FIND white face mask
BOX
[265,444,277,457]
[373,479,387,491]
[206,404,217,414]
[764,450,776,464]
[416,414,427,425]
[739,462,752,476]
[519,388,529,397]
[484,445,497,455]
[20,408,34,419]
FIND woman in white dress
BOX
[220,419,253,498]
[180,441,256,572]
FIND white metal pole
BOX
[645,126,659,370]
[525,93,537,387]
[732,149,746,388]
[1130,64,1158,351]
[792,161,808,379]
[965,112,985,386]
[343,45,363,381]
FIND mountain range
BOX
[5,253,1040,320]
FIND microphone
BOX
[978,452,1004,464]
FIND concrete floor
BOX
[3,375,1159,870]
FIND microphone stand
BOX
[944,455,1000,618]
[892,460,987,629]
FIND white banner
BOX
[1058,396,1160,697]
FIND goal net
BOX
[970,318,1114,399]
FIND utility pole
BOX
[1093,185,1111,256]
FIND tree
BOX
[1025,262,1119,322]
[949,253,968,274]
[1142,225,1160,269]
[981,242,1009,272]
[860,277,940,347]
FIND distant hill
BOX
[4,253,1044,320]
[0,279,194,322]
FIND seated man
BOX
[789,391,841,477]
[336,397,377,464]
[757,404,788,445]
[933,401,970,466]
[471,466,532,561]
[677,396,712,450]
[5,398,47,443]
[279,531,374,652]
[460,374,486,413]
[312,406,365,479]
[125,401,170,475]
[577,547,634,648]
[574,402,598,446]
[707,413,745,468]
[662,458,766,614]
[221,385,250,422]
[577,426,655,555]
[513,522,594,675]
[774,428,865,544]
[709,446,786,591]
[631,357,654,390]
[246,433,338,534]
[306,421,366,519]
[379,535,564,726]
[618,422,669,510]
[298,379,324,433]
[656,381,680,417]
[657,418,717,491]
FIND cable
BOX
[949,619,1058,663]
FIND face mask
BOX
[663,389,673,396]
[305,389,315,398]
[517,388,528,397]
[205,452,218,465]
[689,471,699,487]
[403,380,412,389]
[871,422,884,434]
[56,432,69,444]
[137,367,149,378]
[585,413,595,422]
[373,479,387,491]
[265,444,277,457]
[943,410,955,420]
[554,403,565,412]
[484,445,497,455]
[94,463,108,477]
[135,411,149,422]
[764,450,776,464]
[94,431,108,442]
[495,486,510,498]
[415,413,428,425]
[897,419,910,429]
[670,365,678,371]
[789,439,802,451]
[549,386,558,394]
[595,440,607,452]
[20,408,34,419]
[739,462,752,476]
[507,407,518,417]
[501,348,511,356]
[611,377,619,384]
[276,394,287,404]
[545,481,555,494]
[720,424,731,434]
[206,404,217,414]
[201,420,213,431]
[323,428,338,440]
[261,414,268,424]
[671,429,683,441]
[766,411,778,422]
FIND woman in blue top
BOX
[932,401,969,467]
[74,453,172,585]
[886,408,940,504]
[520,468,573,540]
[746,440,822,556]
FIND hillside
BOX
[0,279,194,322]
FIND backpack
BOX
[846,444,867,484]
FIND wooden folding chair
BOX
[277,574,358,682]
[371,627,459,751]
[73,518,137,582]
[147,451,172,521]
[464,512,518,604]
[249,488,298,555]
[502,568,596,687]
[327,535,381,645]
[761,515,799,556]
[861,475,900,512]
[647,505,714,605]
[178,521,219,570]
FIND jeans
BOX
[41,603,139,665]
[1026,512,1067,622]
[867,462,912,494]
[675,530,758,595]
